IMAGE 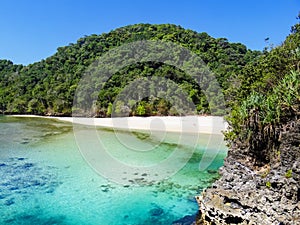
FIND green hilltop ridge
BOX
[0,23,260,116]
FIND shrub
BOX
[285,169,293,179]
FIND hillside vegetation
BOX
[0,24,260,116]
[225,16,300,166]
[197,15,300,225]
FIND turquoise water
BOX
[0,116,227,225]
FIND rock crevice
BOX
[196,119,300,224]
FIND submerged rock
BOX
[5,213,66,225]
[0,158,60,199]
[4,198,15,206]
[172,214,197,225]
[149,207,164,217]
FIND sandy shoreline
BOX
[11,115,228,135]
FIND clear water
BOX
[0,116,227,225]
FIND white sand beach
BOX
[11,115,228,135]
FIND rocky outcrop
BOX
[196,119,300,224]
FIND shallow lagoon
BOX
[0,116,227,225]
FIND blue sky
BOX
[0,0,299,65]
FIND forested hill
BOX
[0,23,260,116]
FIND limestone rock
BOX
[197,119,300,224]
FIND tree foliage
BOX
[225,16,300,165]
[0,23,259,116]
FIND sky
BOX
[0,0,299,65]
